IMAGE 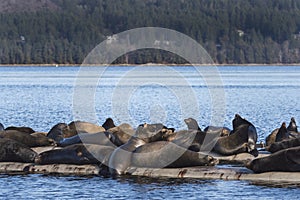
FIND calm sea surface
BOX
[0,65,300,199]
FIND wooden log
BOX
[29,164,100,176]
[0,162,33,174]
[208,151,270,165]
[0,162,300,183]
[0,162,100,176]
[126,166,300,183]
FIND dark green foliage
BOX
[0,0,300,64]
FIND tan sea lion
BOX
[108,123,135,146]
[63,121,105,138]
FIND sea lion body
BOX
[36,144,114,165]
[0,138,37,162]
[247,146,300,173]
[213,114,258,156]
[108,137,146,175]
[134,123,172,143]
[168,130,214,152]
[47,123,68,142]
[204,126,231,137]
[63,121,105,138]
[58,132,115,147]
[5,126,35,134]
[267,137,300,153]
[266,118,299,146]
[108,123,135,146]
[0,130,54,147]
[131,141,218,168]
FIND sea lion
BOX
[131,141,218,168]
[134,123,173,143]
[267,137,300,153]
[166,118,215,152]
[0,138,37,162]
[57,131,116,147]
[213,114,258,157]
[47,123,68,142]
[108,123,135,146]
[265,128,279,147]
[0,130,55,147]
[35,144,114,165]
[184,118,201,131]
[5,126,35,134]
[63,121,105,138]
[204,126,231,137]
[108,137,146,175]
[275,122,289,142]
[287,117,298,132]
[168,129,212,152]
[0,123,4,131]
[266,118,299,146]
[102,118,116,130]
[246,146,300,173]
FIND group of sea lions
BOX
[246,117,300,173]
[1,115,300,175]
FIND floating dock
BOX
[0,147,299,184]
[0,162,299,184]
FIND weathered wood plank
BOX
[126,166,300,183]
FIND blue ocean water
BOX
[0,65,300,198]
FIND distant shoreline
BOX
[0,63,299,67]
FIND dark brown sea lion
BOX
[0,130,55,147]
[213,114,258,157]
[47,123,68,142]
[0,138,37,162]
[57,131,116,147]
[102,118,116,130]
[35,144,114,165]
[246,146,300,173]
[267,137,300,153]
[0,123,4,131]
[275,122,289,142]
[108,137,146,175]
[287,117,298,132]
[266,118,299,146]
[131,141,218,168]
[184,118,201,131]
[5,126,35,134]
[63,121,105,138]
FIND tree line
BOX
[0,0,300,64]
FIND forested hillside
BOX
[1,0,300,64]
